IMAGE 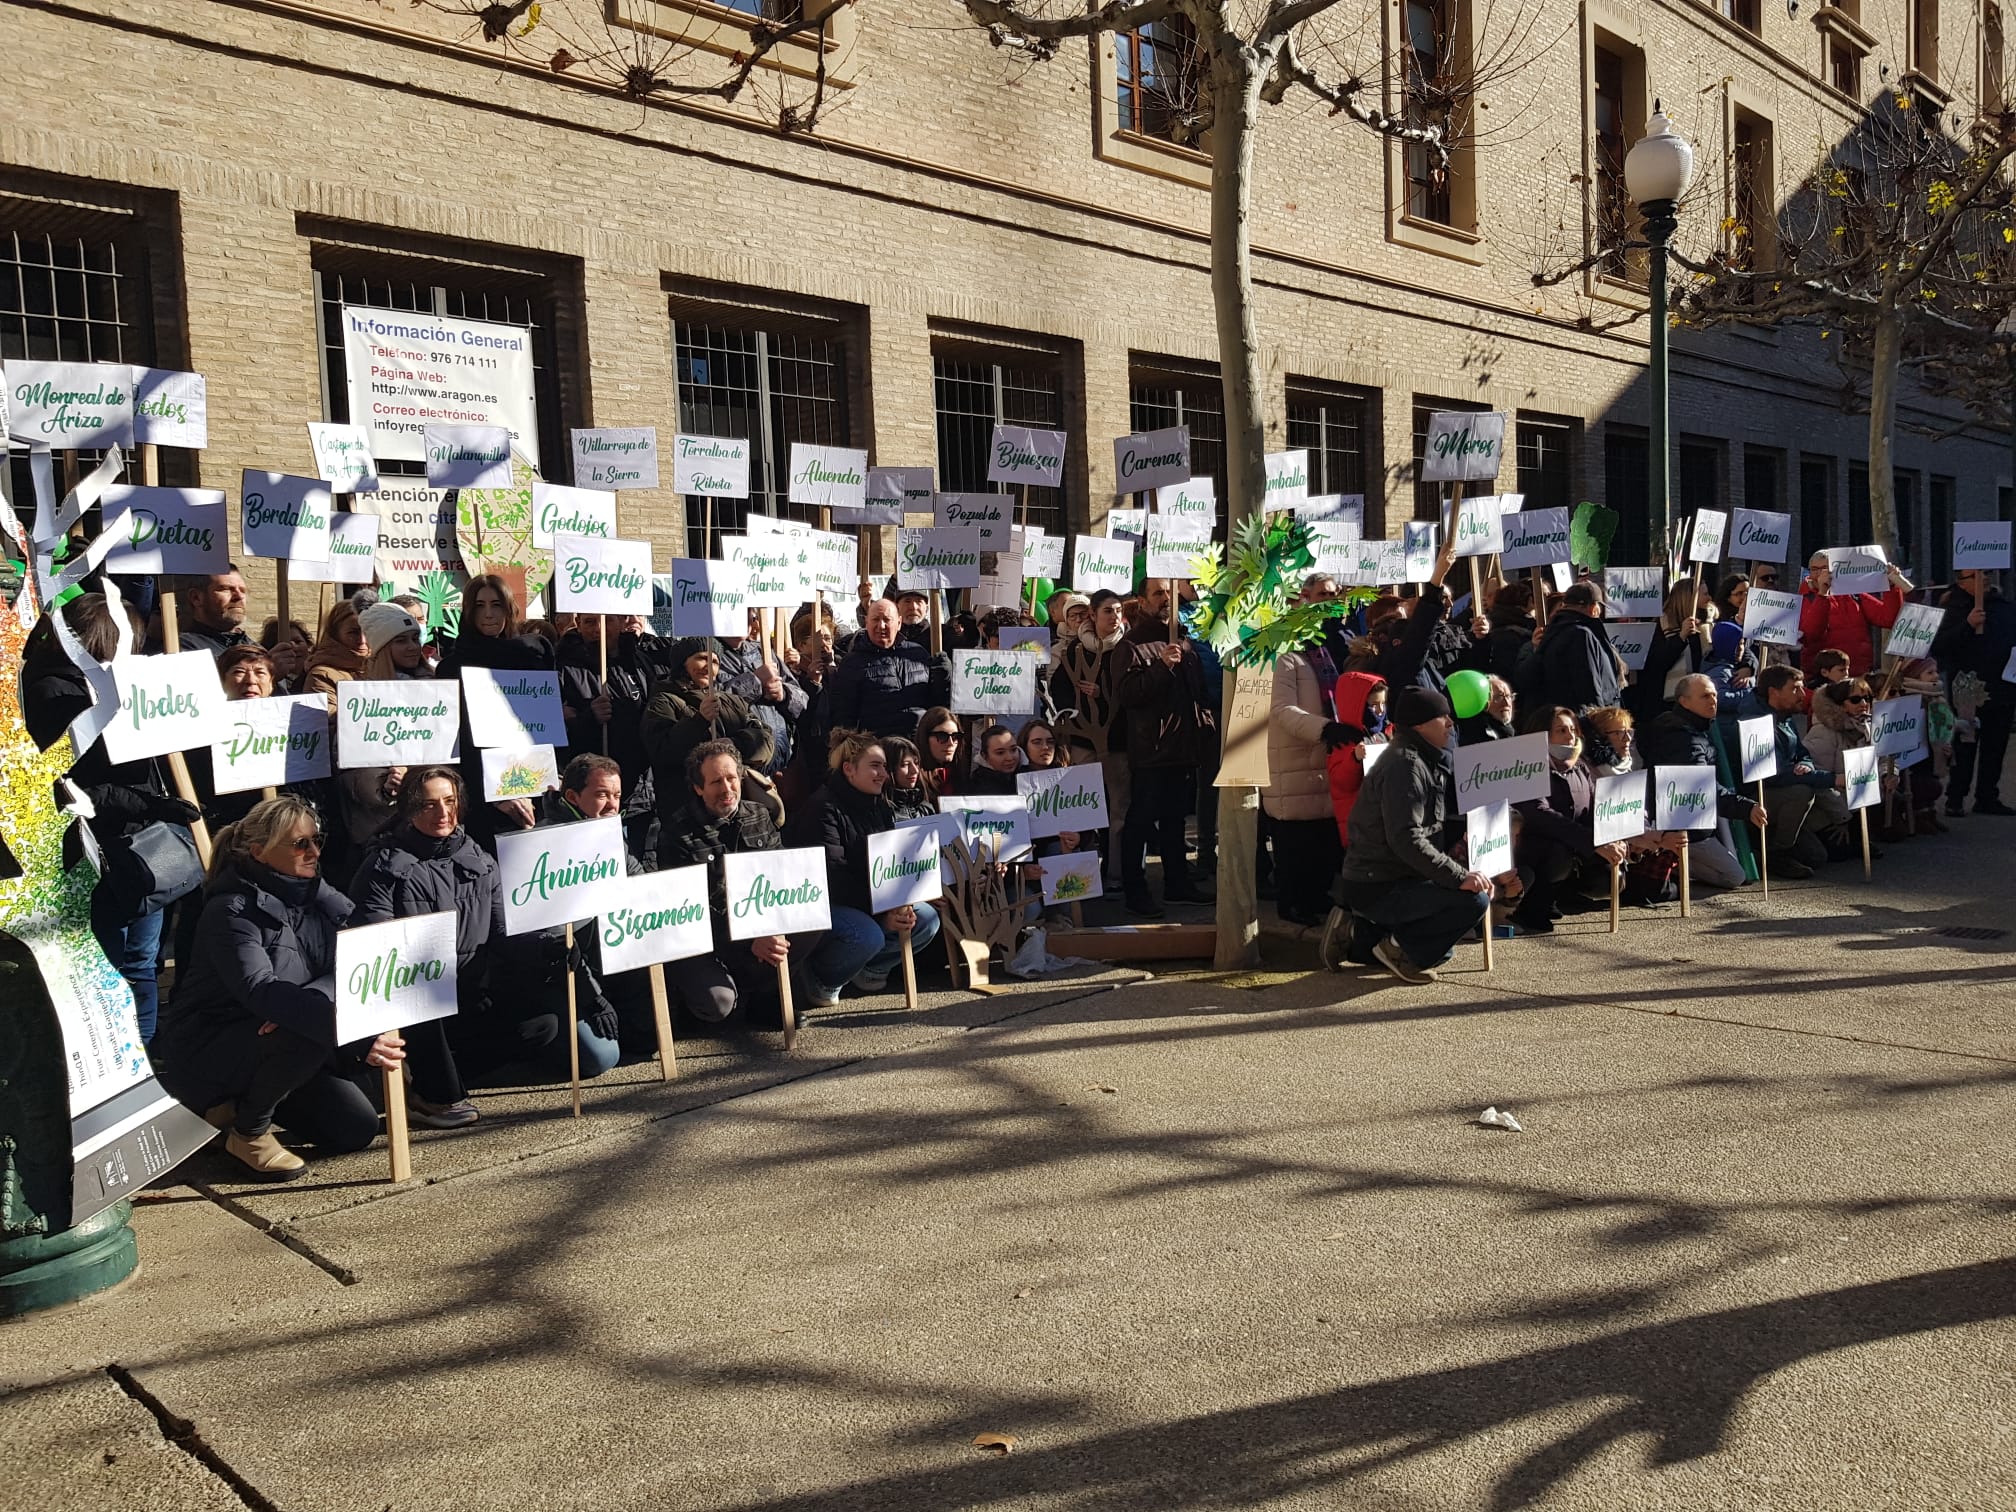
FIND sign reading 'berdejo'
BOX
[552,535,654,616]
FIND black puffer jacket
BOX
[716,636,810,775]
[825,640,950,740]
[641,677,773,821]
[1116,619,1215,769]
[158,861,352,1048]
[1528,610,1622,712]
[556,627,674,817]
[1338,726,1466,888]
[346,824,505,998]
[657,795,782,946]
[433,627,554,802]
[784,768,893,914]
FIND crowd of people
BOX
[20,527,2011,1178]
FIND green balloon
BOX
[1447,669,1492,720]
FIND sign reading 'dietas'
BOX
[337,681,461,769]
[241,471,333,561]
[552,534,654,616]
[101,650,225,766]
[334,911,459,1044]
[99,486,229,576]
[723,846,832,939]
[210,694,331,795]
[530,483,618,548]
[289,513,381,585]
[597,865,714,974]
[571,427,658,490]
[497,816,628,937]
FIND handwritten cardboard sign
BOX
[867,826,945,912]
[897,527,982,590]
[335,911,459,1044]
[1420,411,1505,484]
[1742,586,1803,647]
[1953,520,2012,571]
[788,441,868,509]
[1105,507,1147,543]
[530,483,618,548]
[1262,449,1310,511]
[952,649,1037,715]
[1465,800,1513,876]
[5,359,132,447]
[1652,765,1718,831]
[935,492,1012,551]
[1730,508,1791,563]
[241,471,334,561]
[481,744,560,802]
[1841,746,1881,811]
[1451,493,1505,558]
[337,681,461,769]
[850,465,931,526]
[131,367,207,449]
[1114,426,1190,494]
[988,424,1066,489]
[99,486,228,576]
[1039,852,1104,905]
[1603,566,1665,620]
[553,534,654,616]
[307,422,381,495]
[1214,665,1271,787]
[289,513,381,584]
[1886,602,1942,660]
[1452,731,1550,811]
[1592,771,1648,846]
[210,694,332,795]
[938,793,1033,862]
[1688,509,1728,564]
[1737,715,1777,784]
[1500,506,1571,571]
[423,424,513,490]
[461,667,567,748]
[666,556,752,634]
[1018,761,1108,838]
[571,427,658,490]
[497,816,629,936]
[598,865,715,973]
[723,846,832,938]
[101,651,225,766]
[1871,696,1925,760]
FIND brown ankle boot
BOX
[203,1101,236,1130]
[225,1129,307,1181]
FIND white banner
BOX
[867,826,945,912]
[935,492,1012,551]
[1688,508,1728,564]
[289,513,381,584]
[851,466,929,526]
[1603,566,1665,620]
[1021,527,1067,580]
[988,424,1066,489]
[337,681,461,769]
[1451,493,1504,558]
[1420,411,1506,484]
[1105,507,1147,543]
[1871,696,1925,760]
[1115,426,1190,494]
[1736,715,1777,784]
[1309,521,1363,580]
[1886,602,1942,660]
[1145,516,1212,579]
[308,422,381,494]
[462,667,567,749]
[1842,746,1881,811]
[531,483,618,548]
[938,793,1033,862]
[1730,508,1791,564]
[1592,771,1647,846]
[1452,731,1550,812]
[1953,520,2012,571]
[1018,761,1108,838]
[1742,586,1802,647]
[808,527,859,596]
[1262,449,1310,511]
[99,487,228,576]
[598,865,715,974]
[666,557,753,635]
[1500,506,1571,572]
[1825,545,1890,596]
[787,441,868,509]
[723,846,833,938]
[241,471,334,561]
[423,423,513,490]
[721,534,807,609]
[896,527,981,590]
[553,534,654,616]
[481,744,560,803]
[1155,477,1217,534]
[952,649,1037,715]
[498,816,629,936]
[335,911,459,1045]
[1607,622,1655,672]
[1038,852,1103,906]
[353,479,463,592]
[340,306,538,466]
[1652,765,1718,830]
[5,359,133,447]
[1465,801,1513,876]
[571,427,658,489]
[1073,534,1136,594]
[101,651,225,766]
[131,367,207,449]
[210,694,331,795]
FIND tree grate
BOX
[1931,926,2008,941]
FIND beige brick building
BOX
[3,0,2009,595]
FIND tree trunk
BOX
[1866,304,1903,564]
[1207,40,1265,971]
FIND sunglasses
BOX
[292,833,325,853]
[930,729,960,741]
[1755,576,1778,586]
[1844,695,1871,705]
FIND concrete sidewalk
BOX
[5,817,2013,1510]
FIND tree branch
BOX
[1264,33,1447,159]
[955,0,1182,59]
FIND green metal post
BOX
[1645,199,1680,561]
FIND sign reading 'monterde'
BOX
[340,306,539,467]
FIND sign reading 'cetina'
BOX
[597,865,714,974]
[553,534,654,616]
[1730,508,1791,564]
[1113,426,1190,494]
[866,827,944,913]
[423,424,514,490]
[572,427,658,490]
[669,557,752,635]
[290,513,381,585]
[337,681,461,769]
[497,816,628,936]
[1420,411,1506,484]
[1453,732,1550,812]
[988,424,1067,489]
[788,441,868,509]
[241,471,334,561]
[102,650,226,766]
[723,846,832,939]
[5,359,133,447]
[334,911,459,1045]
[211,694,331,795]
[99,486,228,576]
[897,527,981,590]
[531,483,618,548]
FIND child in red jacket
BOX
[1325,671,1391,847]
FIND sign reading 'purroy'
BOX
[210,695,331,795]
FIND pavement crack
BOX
[186,1184,360,1285]
[103,1364,285,1512]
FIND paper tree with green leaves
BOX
[1184,514,1376,669]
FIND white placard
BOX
[1500,507,1571,572]
[938,793,1033,862]
[1886,602,1943,661]
[1742,586,1803,647]
[99,487,228,576]
[999,626,1051,653]
[1420,411,1506,484]
[553,534,654,616]
[1022,527,1067,579]
[896,527,982,590]
[723,845,833,938]
[988,424,1067,488]
[867,826,945,912]
[852,466,930,526]
[1018,761,1109,838]
[100,651,225,766]
[1309,521,1363,579]
[666,556,753,634]
[1688,509,1728,564]
[423,424,514,490]
[241,471,334,561]
[1451,493,1505,558]
[1154,476,1217,532]
[1114,426,1191,494]
[461,667,567,748]
[1841,746,1881,810]
[1072,534,1136,594]
[1607,623,1655,671]
[1730,508,1792,564]
[787,441,868,509]
[1145,516,1212,579]
[1549,561,1574,592]
[2005,647,2016,684]
[497,816,629,936]
[308,422,381,495]
[1262,450,1310,511]
[598,865,715,974]
[289,513,381,584]
[1295,494,1364,529]
[481,745,560,803]
[1452,731,1551,812]
[1402,522,1438,583]
[209,695,331,795]
[671,433,750,497]
[130,367,207,449]
[1465,801,1513,876]
[4,360,132,447]
[1652,765,1719,831]
[808,527,858,596]
[353,479,462,591]
[571,427,658,490]
[335,911,459,1044]
[895,810,962,886]
[721,534,807,609]
[1825,545,1891,596]
[935,492,1012,551]
[977,554,1024,610]
[531,483,618,548]
[340,306,538,466]
[1871,696,1925,760]
[1106,507,1147,543]
[1953,520,2012,571]
[1038,852,1104,906]
[1603,566,1665,620]
[1737,715,1777,784]
[952,649,1037,715]
[337,681,461,769]
[1592,771,1648,846]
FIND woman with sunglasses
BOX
[154,796,406,1180]
[914,707,968,797]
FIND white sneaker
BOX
[850,970,891,994]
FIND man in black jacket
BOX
[826,597,950,739]
[554,611,672,863]
[1933,568,2016,815]
[1115,583,1214,917]
[1524,580,1622,712]
[1641,674,1771,883]
[152,567,251,656]
[1332,687,1493,983]
[716,608,810,775]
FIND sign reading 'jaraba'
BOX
[1453,732,1550,812]
[335,911,459,1045]
[497,816,628,937]
[723,846,832,939]
[1871,696,1926,761]
[211,695,332,795]
[99,486,228,576]
[597,865,714,974]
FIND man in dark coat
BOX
[555,611,673,862]
[1717,666,1848,872]
[826,597,951,739]
[146,567,251,656]
[715,608,810,775]
[1641,674,1770,884]
[1932,567,2016,815]
[1526,581,1622,711]
[1114,581,1214,917]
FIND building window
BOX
[1115,18,1204,147]
[1129,359,1225,525]
[1817,3,1875,100]
[1848,462,1871,541]
[932,328,1076,538]
[1403,0,1458,225]
[1930,476,1956,578]
[1412,396,1488,520]
[1678,438,1724,528]
[1831,39,1862,96]
[1731,109,1774,274]
[1592,40,1643,280]
[1742,446,1784,518]
[1287,381,1382,529]
[1799,455,1834,560]
[1715,0,1760,32]
[1893,469,1918,565]
[1912,0,1941,81]
[1515,413,1577,511]
[1604,427,1651,567]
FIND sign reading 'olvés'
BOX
[497,816,628,937]
[671,433,750,497]
[1452,732,1550,812]
[788,441,868,510]
[334,911,459,1045]
[571,427,659,490]
[597,865,714,974]
[668,556,752,635]
[1113,426,1191,494]
[553,534,655,617]
[1451,492,1505,558]
[723,846,832,940]
[896,527,982,590]
[1591,771,1648,847]
[99,486,229,576]
[337,681,461,769]
[866,826,944,913]
[211,694,331,795]
[1419,411,1506,484]
[241,471,333,561]
[530,483,618,548]
[1652,765,1719,832]
[1018,761,1109,839]
[988,424,1067,489]
[102,650,226,766]
[952,649,1037,716]
[462,667,568,748]
[290,513,381,585]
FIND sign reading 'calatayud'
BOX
[496,816,628,937]
[723,847,832,939]
[866,826,943,913]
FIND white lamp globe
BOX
[1625,107,1695,206]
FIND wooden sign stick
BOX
[1608,858,1621,934]
[1859,807,1873,882]
[1680,838,1693,918]
[1757,780,1770,900]
[153,595,216,866]
[1532,566,1549,627]
[598,615,609,755]
[1480,901,1495,971]
[383,1063,412,1182]
[758,607,776,671]
[899,924,918,1012]
[563,920,583,1119]
[647,962,677,1081]
[929,590,944,656]
[777,959,798,1050]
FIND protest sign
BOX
[1607,622,1655,671]
[290,513,380,584]
[241,471,333,561]
[988,424,1067,488]
[669,433,749,498]
[1155,477,1217,533]
[1146,516,1212,579]
[897,527,982,590]
[5,359,132,447]
[481,745,560,802]
[338,681,461,769]
[1603,566,1665,619]
[2005,646,2016,683]
[1465,801,1513,876]
[952,649,1037,715]
[1872,696,1925,760]
[1114,426,1190,494]
[100,487,228,576]
[1737,715,1777,783]
[1549,561,1574,592]
[552,535,654,617]
[131,367,207,449]
[598,865,715,974]
[1214,665,1272,787]
[1019,761,1109,838]
[530,483,618,547]
[1262,449,1310,510]
[1073,534,1136,593]
[788,442,869,509]
[1106,507,1147,543]
[1731,508,1792,563]
[1688,509,1728,564]
[1500,506,1571,571]
[665,556,752,635]
[423,424,513,490]
[721,534,806,608]
[1592,771,1648,846]
[1886,602,1942,660]
[1842,746,1881,810]
[1420,411,1505,483]
[497,816,628,936]
[867,826,945,913]
[1296,493,1364,529]
[209,694,331,795]
[1021,527,1066,579]
[938,793,1033,862]
[936,492,1012,550]
[571,427,658,489]
[1000,626,1051,654]
[977,554,1024,609]
[340,306,537,465]
[1452,493,1505,558]
[308,422,381,494]
[1453,732,1550,811]
[851,466,930,526]
[895,810,962,886]
[1743,586,1802,647]
[1652,766,1718,830]
[1402,523,1438,582]
[101,651,224,766]
[1953,520,2012,571]
[462,667,567,748]
[1039,852,1104,906]
[335,911,459,1044]
[808,527,858,596]
[1825,545,1891,596]
[1309,521,1362,579]
[723,846,832,938]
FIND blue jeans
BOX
[1333,878,1488,970]
[807,903,941,994]
[91,892,165,1044]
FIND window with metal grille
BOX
[1412,396,1487,520]
[1286,380,1379,532]
[1129,360,1225,530]
[1678,439,1723,522]
[1515,413,1576,511]
[1403,0,1455,224]
[933,348,1069,538]
[1893,469,1917,565]
[1848,462,1871,541]
[1799,455,1834,560]
[1593,44,1633,278]
[1116,17,1205,146]
[1604,427,1651,566]
[1930,475,1955,579]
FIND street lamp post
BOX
[1625,103,1695,560]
